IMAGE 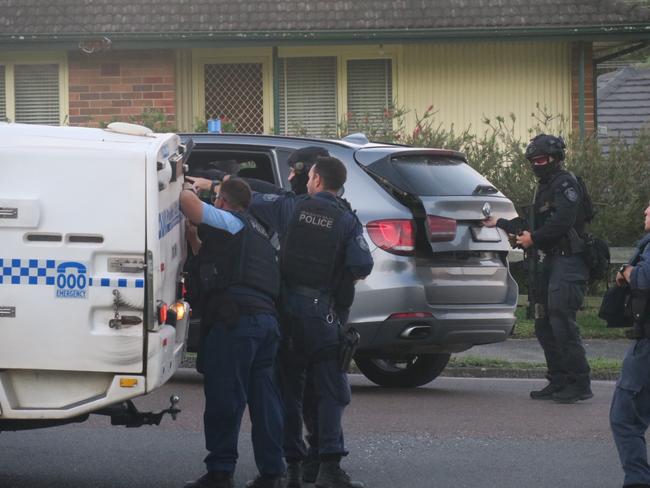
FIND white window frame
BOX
[0,52,68,125]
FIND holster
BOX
[339,327,360,372]
[627,290,650,339]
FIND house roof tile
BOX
[0,0,648,36]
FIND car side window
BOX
[187,148,280,186]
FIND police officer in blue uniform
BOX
[180,178,285,488]
[610,202,650,488]
[484,134,592,403]
[240,146,336,487]
[250,156,374,488]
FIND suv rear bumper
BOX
[351,303,517,355]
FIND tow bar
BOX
[96,395,181,427]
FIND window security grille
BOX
[14,64,59,125]
[204,63,264,134]
[347,59,393,130]
[279,57,337,137]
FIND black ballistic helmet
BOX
[287,146,330,173]
[287,146,330,194]
[525,134,566,162]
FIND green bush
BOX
[99,107,176,133]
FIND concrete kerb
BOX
[179,338,629,381]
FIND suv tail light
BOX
[388,312,433,320]
[426,215,457,242]
[366,219,415,255]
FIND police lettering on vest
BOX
[298,210,334,229]
[281,197,345,290]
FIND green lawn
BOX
[448,355,622,376]
[511,298,627,339]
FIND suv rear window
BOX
[391,155,496,196]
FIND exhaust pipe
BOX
[400,324,431,339]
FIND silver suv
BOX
[183,133,519,387]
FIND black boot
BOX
[530,382,563,400]
[184,471,234,488]
[315,461,364,488]
[302,458,320,484]
[552,383,593,404]
[245,475,283,488]
[286,461,303,488]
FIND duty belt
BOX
[287,285,331,300]
[540,247,573,258]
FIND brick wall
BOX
[68,50,176,128]
[571,42,595,136]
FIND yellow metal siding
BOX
[398,41,571,140]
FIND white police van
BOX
[0,122,190,430]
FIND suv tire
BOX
[355,353,451,388]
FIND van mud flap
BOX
[95,395,181,427]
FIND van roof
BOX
[0,123,173,154]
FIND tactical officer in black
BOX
[250,157,374,488]
[484,134,592,403]
[180,178,285,488]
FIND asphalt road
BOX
[0,373,627,488]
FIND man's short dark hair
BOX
[220,178,251,210]
[313,157,347,192]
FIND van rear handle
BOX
[0,207,18,219]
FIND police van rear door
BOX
[0,124,149,374]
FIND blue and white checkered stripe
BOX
[90,277,144,289]
[0,258,57,285]
[0,258,144,288]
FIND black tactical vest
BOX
[534,170,587,236]
[197,211,280,300]
[281,196,345,290]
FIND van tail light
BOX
[169,301,186,322]
[157,302,168,325]
[426,215,457,242]
[366,219,415,256]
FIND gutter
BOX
[2,24,650,49]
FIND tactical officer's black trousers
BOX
[534,254,590,386]
[202,312,285,476]
[611,339,650,486]
[278,293,351,461]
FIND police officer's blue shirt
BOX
[201,202,244,235]
[630,233,650,290]
[250,191,373,279]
